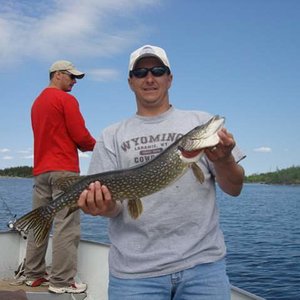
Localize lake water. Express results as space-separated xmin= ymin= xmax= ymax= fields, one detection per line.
xmin=0 ymin=178 xmax=299 ymax=300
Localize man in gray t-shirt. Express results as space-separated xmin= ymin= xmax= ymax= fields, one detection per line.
xmin=78 ymin=45 xmax=245 ymax=300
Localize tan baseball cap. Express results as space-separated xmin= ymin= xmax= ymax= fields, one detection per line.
xmin=128 ymin=45 xmax=171 ymax=71
xmin=49 ymin=60 xmax=85 ymax=79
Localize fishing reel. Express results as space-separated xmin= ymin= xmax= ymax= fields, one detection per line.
xmin=7 ymin=216 xmax=28 ymax=240
xmin=7 ymin=215 xmax=16 ymax=230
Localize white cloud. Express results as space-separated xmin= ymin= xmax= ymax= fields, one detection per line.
xmin=0 ymin=148 xmax=10 ymax=153
xmin=23 ymin=155 xmax=33 ymax=160
xmin=0 ymin=0 xmax=160 ymax=66
xmin=88 ymin=68 xmax=120 ymax=81
xmin=2 ymin=156 xmax=13 ymax=160
xmin=17 ymin=149 xmax=32 ymax=154
xmin=253 ymin=147 xmax=272 ymax=153
xmin=0 ymin=148 xmax=33 ymax=163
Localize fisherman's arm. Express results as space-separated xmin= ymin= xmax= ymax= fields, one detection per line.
xmin=213 ymin=154 xmax=244 ymax=196
xmin=64 ymin=97 xmax=96 ymax=151
xmin=205 ymin=128 xmax=245 ymax=196
xmin=78 ymin=181 xmax=122 ymax=218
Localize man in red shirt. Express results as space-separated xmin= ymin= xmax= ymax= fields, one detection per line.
xmin=24 ymin=60 xmax=96 ymax=294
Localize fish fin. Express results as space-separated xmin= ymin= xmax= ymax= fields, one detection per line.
xmin=191 ymin=162 xmax=205 ymax=183
xmin=53 ymin=176 xmax=83 ymax=192
xmin=127 ymin=198 xmax=143 ymax=219
xmin=64 ymin=205 xmax=79 ymax=218
xmin=14 ymin=206 xmax=55 ymax=247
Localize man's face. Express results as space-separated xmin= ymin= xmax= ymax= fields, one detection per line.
xmin=128 ymin=57 xmax=172 ymax=112
xmin=57 ymin=71 xmax=77 ymax=92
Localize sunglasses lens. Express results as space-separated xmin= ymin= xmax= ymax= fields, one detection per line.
xmin=131 ymin=66 xmax=169 ymax=78
xmin=61 ymin=71 xmax=76 ymax=80
xmin=151 ymin=67 xmax=167 ymax=76
xmin=132 ymin=69 xmax=148 ymax=78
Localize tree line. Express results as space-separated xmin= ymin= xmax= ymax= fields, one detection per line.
xmin=245 ymin=166 xmax=300 ymax=185
xmin=1 ymin=165 xmax=300 ymax=185
xmin=0 ymin=166 xmax=33 ymax=178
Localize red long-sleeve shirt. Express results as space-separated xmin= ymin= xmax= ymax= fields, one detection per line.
xmin=31 ymin=87 xmax=96 ymax=176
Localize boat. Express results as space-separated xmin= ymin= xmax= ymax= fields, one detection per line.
xmin=0 ymin=230 xmax=265 ymax=300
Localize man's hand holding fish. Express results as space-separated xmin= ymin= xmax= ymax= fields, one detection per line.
xmin=79 ymin=182 xmax=122 ymax=218
xmin=205 ymin=127 xmax=244 ymax=196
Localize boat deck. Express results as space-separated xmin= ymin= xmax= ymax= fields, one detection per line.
xmin=0 ymin=279 xmax=86 ymax=300
xmin=0 ymin=277 xmax=48 ymax=292
xmin=0 ymin=231 xmax=265 ymax=300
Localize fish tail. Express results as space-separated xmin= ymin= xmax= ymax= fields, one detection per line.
xmin=14 ymin=206 xmax=54 ymax=247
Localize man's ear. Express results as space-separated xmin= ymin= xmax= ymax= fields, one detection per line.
xmin=167 ymin=74 xmax=173 ymax=89
xmin=128 ymin=77 xmax=134 ymax=91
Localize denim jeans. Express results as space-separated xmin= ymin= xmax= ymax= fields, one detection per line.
xmin=108 ymin=258 xmax=230 ymax=300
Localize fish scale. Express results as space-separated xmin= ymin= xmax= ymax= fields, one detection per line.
xmin=13 ymin=115 xmax=225 ymax=246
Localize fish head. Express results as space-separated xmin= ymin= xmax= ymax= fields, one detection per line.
xmin=177 ymin=115 xmax=225 ymax=162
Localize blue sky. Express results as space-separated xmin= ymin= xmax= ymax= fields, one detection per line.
xmin=0 ymin=0 xmax=299 ymax=176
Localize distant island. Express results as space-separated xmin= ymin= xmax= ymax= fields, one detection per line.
xmin=0 ymin=165 xmax=300 ymax=185
xmin=244 ymin=166 xmax=300 ymax=185
xmin=0 ymin=166 xmax=33 ymax=178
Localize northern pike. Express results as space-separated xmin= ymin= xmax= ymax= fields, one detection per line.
xmin=13 ymin=115 xmax=225 ymax=246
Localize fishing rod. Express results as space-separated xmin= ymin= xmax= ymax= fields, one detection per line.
xmin=0 ymin=196 xmax=27 ymax=279
xmin=0 ymin=196 xmax=28 ymax=239
xmin=0 ymin=195 xmax=17 ymax=229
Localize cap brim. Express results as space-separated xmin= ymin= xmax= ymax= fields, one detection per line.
xmin=68 ymin=69 xmax=85 ymax=79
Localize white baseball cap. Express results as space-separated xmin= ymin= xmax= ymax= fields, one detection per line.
xmin=49 ymin=60 xmax=85 ymax=79
xmin=128 ymin=45 xmax=171 ymax=71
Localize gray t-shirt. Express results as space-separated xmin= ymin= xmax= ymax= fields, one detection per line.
xmin=88 ymin=107 xmax=245 ymax=279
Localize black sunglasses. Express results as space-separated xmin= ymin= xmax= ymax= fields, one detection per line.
xmin=60 ymin=71 xmax=77 ymax=80
xmin=129 ymin=66 xmax=170 ymax=78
